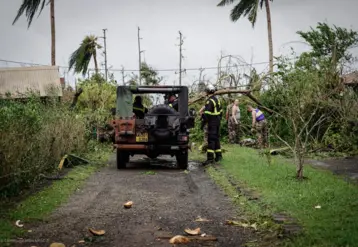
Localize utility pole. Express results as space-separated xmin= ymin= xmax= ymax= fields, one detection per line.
xmin=137 ymin=27 xmax=143 ymax=85
xmin=178 ymin=31 xmax=184 ymax=86
xmin=199 ymin=67 xmax=205 ymax=83
xmin=102 ymin=29 xmax=108 ymax=81
xmin=121 ymin=66 xmax=126 ymax=85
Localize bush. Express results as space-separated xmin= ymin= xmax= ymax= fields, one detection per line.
xmin=0 ymin=97 xmax=87 ymax=198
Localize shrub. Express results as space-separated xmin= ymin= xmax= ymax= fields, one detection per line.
xmin=0 ymin=97 xmax=86 ymax=198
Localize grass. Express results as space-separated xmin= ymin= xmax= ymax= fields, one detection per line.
xmin=190 ymin=145 xmax=358 ymax=247
xmin=0 ymin=142 xmax=112 ymax=243
xmin=142 ymin=171 xmax=156 ymax=175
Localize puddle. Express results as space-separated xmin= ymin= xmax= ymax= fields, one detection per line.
xmin=129 ymin=155 xmax=201 ymax=170
xmin=346 ymin=173 xmax=358 ymax=179
xmin=307 ymin=160 xmax=330 ymax=167
xmin=188 ymin=161 xmax=201 ymax=171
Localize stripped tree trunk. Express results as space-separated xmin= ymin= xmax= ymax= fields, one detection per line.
xmin=265 ymin=0 xmax=273 ymax=74
xmin=50 ymin=0 xmax=56 ymax=65
xmin=93 ymin=51 xmax=99 ymax=74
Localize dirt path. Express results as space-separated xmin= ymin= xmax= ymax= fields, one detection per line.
xmin=16 ymin=154 xmax=253 ymax=247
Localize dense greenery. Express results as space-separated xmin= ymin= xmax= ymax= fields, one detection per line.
xmin=191 ymin=22 xmax=358 ymax=162
xmin=0 ymin=97 xmax=87 ymax=198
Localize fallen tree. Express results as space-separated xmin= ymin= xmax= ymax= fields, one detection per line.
xmin=188 ymin=88 xmax=274 ymax=114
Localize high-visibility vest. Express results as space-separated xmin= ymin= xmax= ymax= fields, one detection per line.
xmin=133 ymin=105 xmax=145 ymax=112
xmin=204 ymin=96 xmax=223 ymax=116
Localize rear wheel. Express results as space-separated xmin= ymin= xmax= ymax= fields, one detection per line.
xmin=116 ymin=150 xmax=129 ymax=169
xmin=176 ymin=151 xmax=188 ymax=169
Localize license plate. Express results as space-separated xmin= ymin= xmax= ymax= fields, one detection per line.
xmin=136 ymin=132 xmax=148 ymax=142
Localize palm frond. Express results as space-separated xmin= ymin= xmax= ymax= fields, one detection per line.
xmin=69 ymin=35 xmax=101 ymax=76
xmin=248 ymin=0 xmax=260 ymax=27
xmin=217 ymin=0 xmax=236 ymax=7
xmin=230 ymin=0 xmax=257 ymax=22
xmin=13 ymin=0 xmax=47 ymax=28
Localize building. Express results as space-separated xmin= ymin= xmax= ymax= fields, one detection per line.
xmin=0 ymin=66 xmax=63 ymax=99
xmin=342 ymin=71 xmax=358 ymax=91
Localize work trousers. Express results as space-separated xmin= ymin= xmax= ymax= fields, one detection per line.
xmin=207 ymin=124 xmax=222 ymax=161
xmin=255 ymin=119 xmax=268 ymax=148
xmin=228 ymin=117 xmax=240 ymax=144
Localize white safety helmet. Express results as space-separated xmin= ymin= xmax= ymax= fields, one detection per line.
xmin=205 ymin=84 xmax=216 ymax=94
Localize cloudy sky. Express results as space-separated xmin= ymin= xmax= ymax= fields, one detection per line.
xmin=1 ymin=0 xmax=358 ymax=88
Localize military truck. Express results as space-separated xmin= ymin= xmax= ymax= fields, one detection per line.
xmin=111 ymin=85 xmax=196 ymax=169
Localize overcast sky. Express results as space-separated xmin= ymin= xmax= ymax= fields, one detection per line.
xmin=1 ymin=0 xmax=358 ymax=88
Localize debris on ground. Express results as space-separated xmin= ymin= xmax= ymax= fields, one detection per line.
xmin=226 ymin=220 xmax=258 ymax=230
xmin=169 ymin=235 xmax=190 ymax=244
xmin=314 ymin=205 xmax=321 ymax=209
xmin=15 ymin=220 xmax=23 ymax=227
xmin=88 ymin=228 xmax=105 ymax=236
xmin=49 ymin=243 xmax=65 ymax=247
xmin=78 ymin=240 xmax=85 ymax=243
xmin=195 ymin=216 xmax=211 ymax=222
xmin=58 ymin=154 xmax=90 ymax=170
xmin=124 ymin=201 xmax=133 ymax=208
xmin=184 ymin=227 xmax=201 ymax=235
xmin=239 ymin=138 xmax=256 ymax=147
xmin=269 ymin=147 xmax=290 ymax=155
xmin=158 ymin=232 xmax=217 ymax=243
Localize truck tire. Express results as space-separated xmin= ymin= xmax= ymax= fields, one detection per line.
xmin=117 ymin=150 xmax=129 ymax=169
xmin=176 ymin=151 xmax=188 ymax=169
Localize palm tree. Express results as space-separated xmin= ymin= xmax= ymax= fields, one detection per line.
xmin=69 ymin=35 xmax=102 ymax=76
xmin=13 ymin=0 xmax=56 ymax=66
xmin=217 ymin=0 xmax=274 ymax=74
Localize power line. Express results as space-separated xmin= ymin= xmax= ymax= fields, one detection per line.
xmin=0 ymin=58 xmax=272 ymax=72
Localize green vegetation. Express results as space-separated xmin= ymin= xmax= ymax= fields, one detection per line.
xmin=194 ymin=146 xmax=358 ymax=247
xmin=0 ymin=142 xmax=111 ymax=242
xmin=190 ymin=22 xmax=358 ymax=178
xmin=0 ymin=97 xmax=87 ymax=198
xmin=0 ymin=74 xmax=117 ymax=198
xmin=142 ymin=171 xmax=156 ymax=175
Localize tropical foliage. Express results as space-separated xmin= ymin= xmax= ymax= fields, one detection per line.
xmin=69 ymin=35 xmax=102 ymax=76
xmin=13 ymin=0 xmax=56 ymax=65
xmin=217 ymin=0 xmax=274 ymax=73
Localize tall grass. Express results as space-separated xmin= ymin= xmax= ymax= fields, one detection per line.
xmin=0 ymin=97 xmax=87 ymax=198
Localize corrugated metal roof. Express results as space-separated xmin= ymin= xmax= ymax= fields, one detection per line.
xmin=0 ymin=66 xmax=63 ymax=98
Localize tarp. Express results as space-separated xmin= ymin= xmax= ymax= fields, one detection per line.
xmin=116 ymin=86 xmax=133 ymax=118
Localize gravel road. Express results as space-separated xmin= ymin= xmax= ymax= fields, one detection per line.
xmin=14 ymin=154 xmax=253 ymax=247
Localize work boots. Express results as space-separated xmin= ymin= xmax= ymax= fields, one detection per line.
xmin=215 ymin=154 xmax=223 ymax=162
xmin=202 ymin=152 xmax=215 ymax=166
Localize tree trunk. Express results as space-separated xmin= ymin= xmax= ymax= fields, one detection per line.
xmin=93 ymin=51 xmax=99 ymax=74
xmin=265 ymin=0 xmax=273 ymax=74
xmin=296 ymin=157 xmax=304 ymax=179
xmin=50 ymin=0 xmax=56 ymax=66
xmin=188 ymin=89 xmax=251 ymax=105
xmin=294 ymin=139 xmax=304 ymax=179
